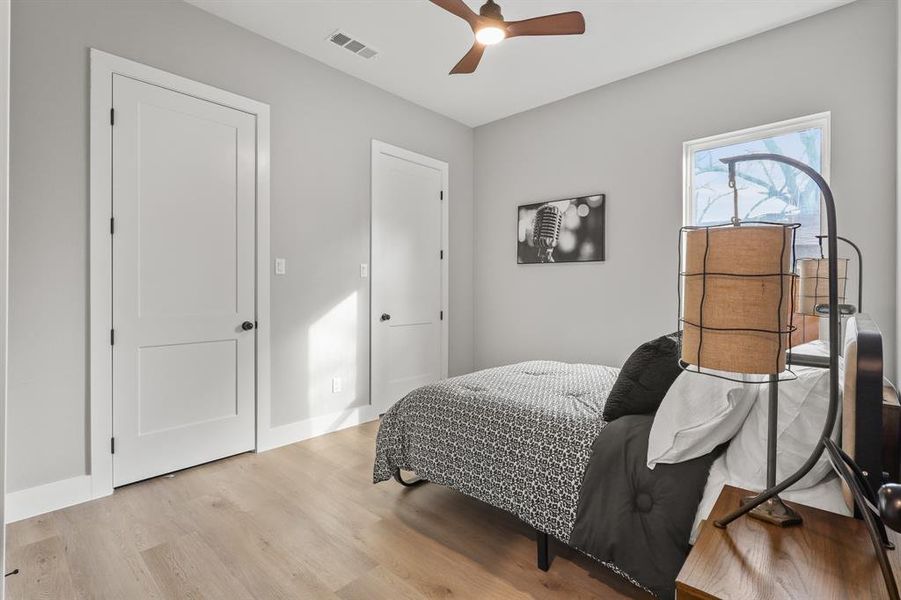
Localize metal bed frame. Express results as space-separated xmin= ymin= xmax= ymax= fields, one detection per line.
xmin=393 ymin=469 xmax=553 ymax=571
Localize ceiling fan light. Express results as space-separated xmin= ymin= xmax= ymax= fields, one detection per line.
xmin=475 ymin=25 xmax=506 ymax=45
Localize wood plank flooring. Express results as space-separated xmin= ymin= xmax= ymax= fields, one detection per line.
xmin=6 ymin=420 xmax=649 ymax=599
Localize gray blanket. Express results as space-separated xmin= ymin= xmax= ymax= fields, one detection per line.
xmin=569 ymin=414 xmax=718 ymax=599
xmin=373 ymin=361 xmax=714 ymax=598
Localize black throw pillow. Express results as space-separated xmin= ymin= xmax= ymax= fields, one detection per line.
xmin=602 ymin=332 xmax=682 ymax=422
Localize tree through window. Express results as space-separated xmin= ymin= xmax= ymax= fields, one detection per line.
xmin=684 ymin=113 xmax=829 ymax=258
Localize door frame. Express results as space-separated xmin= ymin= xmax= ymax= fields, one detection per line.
xmin=0 ymin=0 xmax=9 ymax=589
xmin=370 ymin=140 xmax=449 ymax=414
xmin=89 ymin=49 xmax=271 ymax=498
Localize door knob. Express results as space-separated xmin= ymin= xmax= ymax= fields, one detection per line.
xmin=380 ymin=313 xmax=391 ymax=322
xmin=241 ymin=321 xmax=255 ymax=331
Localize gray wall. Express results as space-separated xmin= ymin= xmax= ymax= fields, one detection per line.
xmin=9 ymin=0 xmax=474 ymax=492
xmin=473 ymin=0 xmax=897 ymax=376
xmin=8 ymin=0 xmax=897 ymax=495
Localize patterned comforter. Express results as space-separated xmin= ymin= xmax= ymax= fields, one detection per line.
xmin=372 ymin=360 xmax=619 ymax=542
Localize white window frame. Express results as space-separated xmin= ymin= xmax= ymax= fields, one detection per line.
xmin=682 ymin=112 xmax=831 ymax=227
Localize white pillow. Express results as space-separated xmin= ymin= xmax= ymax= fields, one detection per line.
xmin=724 ymin=365 xmax=840 ymax=490
xmin=647 ymin=370 xmax=759 ymax=469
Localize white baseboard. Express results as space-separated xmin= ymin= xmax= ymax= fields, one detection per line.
xmin=6 ymin=474 xmax=93 ymax=524
xmin=259 ymin=404 xmax=380 ymax=452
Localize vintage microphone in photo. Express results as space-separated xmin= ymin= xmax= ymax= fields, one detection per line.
xmin=533 ymin=204 xmax=563 ymax=263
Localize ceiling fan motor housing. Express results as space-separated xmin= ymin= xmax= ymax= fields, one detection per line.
xmin=479 ymin=0 xmax=503 ymax=22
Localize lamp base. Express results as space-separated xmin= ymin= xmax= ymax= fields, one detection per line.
xmin=741 ymin=494 xmax=803 ymax=527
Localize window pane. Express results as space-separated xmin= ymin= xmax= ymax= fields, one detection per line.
xmin=691 ymin=127 xmax=822 ymax=257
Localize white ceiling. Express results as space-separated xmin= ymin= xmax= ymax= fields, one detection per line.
xmin=186 ymin=0 xmax=852 ymax=127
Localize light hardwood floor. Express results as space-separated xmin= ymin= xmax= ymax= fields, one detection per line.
xmin=6 ymin=420 xmax=649 ymax=599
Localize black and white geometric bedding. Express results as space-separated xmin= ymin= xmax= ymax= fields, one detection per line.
xmin=373 ymin=360 xmax=619 ymax=542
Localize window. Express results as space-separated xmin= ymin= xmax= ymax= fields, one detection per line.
xmin=683 ymin=113 xmax=830 ymax=258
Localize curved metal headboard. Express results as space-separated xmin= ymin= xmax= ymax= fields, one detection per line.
xmin=842 ymin=314 xmax=884 ymax=495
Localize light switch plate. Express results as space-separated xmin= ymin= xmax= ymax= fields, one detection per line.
xmin=332 ymin=377 xmax=342 ymax=393
xmin=275 ymin=258 xmax=286 ymax=275
xmin=360 ymin=263 xmax=368 ymax=278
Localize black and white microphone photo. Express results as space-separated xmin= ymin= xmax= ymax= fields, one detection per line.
xmin=533 ymin=205 xmax=563 ymax=263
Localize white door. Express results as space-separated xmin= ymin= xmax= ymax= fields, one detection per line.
xmin=371 ymin=141 xmax=447 ymax=413
xmin=112 ymin=75 xmax=256 ymax=486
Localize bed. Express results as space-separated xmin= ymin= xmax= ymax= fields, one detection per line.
xmin=372 ymin=315 xmax=890 ymax=599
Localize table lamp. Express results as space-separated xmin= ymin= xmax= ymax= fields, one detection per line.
xmin=796 ymin=256 xmax=848 ymax=316
xmin=680 ymin=220 xmax=801 ymax=525
xmin=680 ymin=153 xmax=843 ymax=529
xmin=796 ymin=234 xmax=862 ymax=317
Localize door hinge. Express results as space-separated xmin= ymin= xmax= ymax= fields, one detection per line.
xmin=110 ymin=217 xmax=115 ymax=235
xmin=110 ymin=108 xmax=115 ymax=126
xmin=110 ymin=437 xmax=115 ymax=454
xmin=440 ymin=190 xmax=444 ymax=200
xmin=440 ymin=310 xmax=444 ymax=321
xmin=440 ymin=250 xmax=444 ymax=260
xmin=110 ymin=329 xmax=115 ymax=345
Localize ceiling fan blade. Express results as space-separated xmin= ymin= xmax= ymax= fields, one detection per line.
xmin=450 ymin=43 xmax=486 ymax=74
xmin=430 ymin=0 xmax=480 ymax=28
xmin=505 ymin=11 xmax=586 ymax=37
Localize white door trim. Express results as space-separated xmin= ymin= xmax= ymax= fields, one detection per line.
xmin=0 ymin=0 xmax=9 ymax=586
xmin=370 ymin=140 xmax=449 ymax=413
xmin=89 ymin=49 xmax=271 ymax=499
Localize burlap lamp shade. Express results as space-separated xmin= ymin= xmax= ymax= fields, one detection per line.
xmin=680 ymin=224 xmax=795 ymax=375
xmin=795 ymin=257 xmax=849 ymax=316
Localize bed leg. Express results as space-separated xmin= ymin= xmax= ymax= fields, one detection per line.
xmin=537 ymin=530 xmax=550 ymax=571
xmin=393 ymin=470 xmax=426 ymax=487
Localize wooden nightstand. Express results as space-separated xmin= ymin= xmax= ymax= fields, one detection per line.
xmin=676 ymin=485 xmax=901 ymax=600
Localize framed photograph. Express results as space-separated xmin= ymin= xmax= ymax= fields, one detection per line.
xmin=517 ymin=194 xmax=606 ymax=264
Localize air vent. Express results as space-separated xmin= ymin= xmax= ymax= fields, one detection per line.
xmin=344 ymin=40 xmax=365 ymax=53
xmin=327 ymin=30 xmax=379 ymax=60
xmin=329 ymin=32 xmax=352 ymax=47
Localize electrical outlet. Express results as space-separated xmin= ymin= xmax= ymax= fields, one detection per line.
xmin=275 ymin=258 xmax=286 ymax=275
xmin=360 ymin=263 xmax=368 ymax=278
xmin=332 ymin=377 xmax=342 ymax=393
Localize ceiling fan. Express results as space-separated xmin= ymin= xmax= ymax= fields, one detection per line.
xmin=430 ymin=0 xmax=586 ymax=74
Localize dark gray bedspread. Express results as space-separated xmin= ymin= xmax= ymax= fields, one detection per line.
xmin=569 ymin=414 xmax=718 ymax=600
